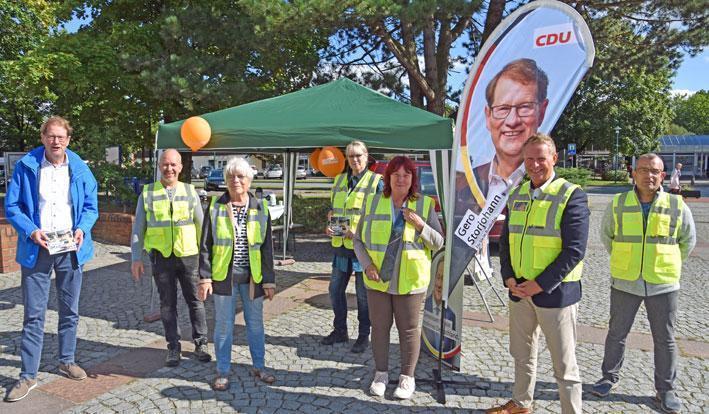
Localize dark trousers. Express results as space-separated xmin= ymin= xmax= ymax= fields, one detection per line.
xmin=151 ymin=252 xmax=208 ymax=349
xmin=20 ymin=249 xmax=82 ymax=379
xmin=329 ymin=267 xmax=370 ymax=337
xmin=601 ymin=288 xmax=679 ymax=392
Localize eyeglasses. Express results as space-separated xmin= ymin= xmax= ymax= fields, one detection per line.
xmin=45 ymin=135 xmax=68 ymax=142
xmin=490 ymin=102 xmax=538 ymax=119
xmin=228 ymin=174 xmax=248 ymax=181
xmin=347 ymin=153 xmax=366 ymax=159
xmin=636 ymin=168 xmax=663 ymax=175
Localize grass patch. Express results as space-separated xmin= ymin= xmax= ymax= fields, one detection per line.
xmin=587 ymin=179 xmax=633 ymax=187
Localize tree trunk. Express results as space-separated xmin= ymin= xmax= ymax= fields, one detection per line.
xmin=482 ymin=0 xmax=506 ymax=44
xmin=400 ymin=13 xmax=424 ymax=108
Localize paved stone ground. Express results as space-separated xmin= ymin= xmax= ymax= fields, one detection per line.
xmin=0 ymin=194 xmax=707 ymax=413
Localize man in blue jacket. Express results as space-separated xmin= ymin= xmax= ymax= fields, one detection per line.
xmin=3 ymin=116 xmax=98 ymax=402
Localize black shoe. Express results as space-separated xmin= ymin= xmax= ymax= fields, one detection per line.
xmin=351 ymin=336 xmax=369 ymax=353
xmin=320 ymin=331 xmax=348 ymax=345
xmin=165 ymin=346 xmax=181 ymax=367
xmin=194 ymin=343 xmax=212 ymax=362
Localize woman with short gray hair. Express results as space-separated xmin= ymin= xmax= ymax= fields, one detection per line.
xmin=197 ymin=156 xmax=276 ymax=391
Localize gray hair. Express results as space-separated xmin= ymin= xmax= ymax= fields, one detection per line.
xmin=223 ymin=157 xmax=253 ymax=181
xmin=636 ymin=153 xmax=664 ymax=169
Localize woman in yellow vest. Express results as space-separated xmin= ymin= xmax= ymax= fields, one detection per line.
xmin=354 ymin=155 xmax=444 ymax=399
xmin=196 ymin=157 xmax=276 ymax=391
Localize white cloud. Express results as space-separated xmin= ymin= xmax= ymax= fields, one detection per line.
xmin=670 ymin=89 xmax=696 ymax=97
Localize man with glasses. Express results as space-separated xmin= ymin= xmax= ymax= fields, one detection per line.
xmin=4 ymin=116 xmax=98 ymax=402
xmin=321 ymin=140 xmax=382 ymax=353
xmin=131 ymin=149 xmax=211 ymax=367
xmin=474 ymin=58 xmax=549 ymax=198
xmin=591 ymin=153 xmax=695 ymax=414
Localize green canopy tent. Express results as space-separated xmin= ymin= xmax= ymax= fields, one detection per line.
xmin=156 ymin=78 xmax=453 ymax=260
xmin=157 ymin=78 xmax=452 ymax=152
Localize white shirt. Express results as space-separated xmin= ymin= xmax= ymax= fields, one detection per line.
xmin=670 ymin=168 xmax=681 ymax=189
xmin=487 ymin=157 xmax=526 ymax=198
xmin=531 ymin=172 xmax=556 ymax=200
xmin=39 ymin=154 xmax=73 ymax=232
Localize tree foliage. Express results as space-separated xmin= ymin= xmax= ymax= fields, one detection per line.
xmin=288 ymin=0 xmax=708 ymax=145
xmin=0 ymin=0 xmax=60 ymax=151
xmin=672 ymin=90 xmax=708 ymax=135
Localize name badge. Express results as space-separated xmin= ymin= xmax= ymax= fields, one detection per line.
xmin=513 ymin=201 xmax=529 ymax=211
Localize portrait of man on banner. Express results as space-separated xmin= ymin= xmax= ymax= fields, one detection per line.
xmin=422 ymin=253 xmax=460 ymax=363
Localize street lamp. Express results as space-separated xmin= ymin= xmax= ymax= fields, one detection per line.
xmin=614 ymin=126 xmax=621 ymax=182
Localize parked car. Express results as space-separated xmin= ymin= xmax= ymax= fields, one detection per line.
xmin=205 ymin=169 xmax=225 ymax=191
xmin=265 ymin=164 xmax=283 ymax=179
xmin=296 ymin=165 xmax=307 ymax=179
xmin=199 ymin=165 xmax=213 ymax=179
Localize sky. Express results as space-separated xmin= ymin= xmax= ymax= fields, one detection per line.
xmin=670 ymin=48 xmax=708 ymax=95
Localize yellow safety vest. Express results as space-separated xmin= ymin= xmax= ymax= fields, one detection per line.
xmin=506 ymin=178 xmax=583 ymax=282
xmin=143 ymin=181 xmax=199 ymax=258
xmin=208 ymin=197 xmax=269 ymax=283
xmin=330 ymin=170 xmax=382 ymax=249
xmin=359 ymin=193 xmax=433 ymax=294
xmin=609 ymin=191 xmax=684 ymax=284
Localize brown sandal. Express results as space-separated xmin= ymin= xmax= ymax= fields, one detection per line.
xmin=250 ymin=368 xmax=276 ymax=384
xmin=212 ymin=375 xmax=229 ymax=391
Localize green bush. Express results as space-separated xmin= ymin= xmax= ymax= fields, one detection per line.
xmin=555 ymin=167 xmax=592 ymax=187
xmin=601 ymin=169 xmax=629 ymax=181
xmin=93 ymin=162 xmax=151 ymax=211
xmin=291 ymin=195 xmax=330 ymax=233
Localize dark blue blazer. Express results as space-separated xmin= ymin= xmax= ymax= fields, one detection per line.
xmin=499 ymin=177 xmax=589 ymax=308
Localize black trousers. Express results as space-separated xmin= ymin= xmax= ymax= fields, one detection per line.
xmin=151 ymin=252 xmax=208 ymax=349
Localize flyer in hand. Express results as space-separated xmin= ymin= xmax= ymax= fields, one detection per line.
xmin=46 ymin=229 xmax=77 ymax=255
xmin=328 ymin=217 xmax=350 ymax=237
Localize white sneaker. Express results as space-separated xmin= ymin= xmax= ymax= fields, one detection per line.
xmin=393 ymin=374 xmax=415 ymax=399
xmin=369 ymin=371 xmax=388 ymax=397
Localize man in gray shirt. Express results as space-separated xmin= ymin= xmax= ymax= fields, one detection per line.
xmin=591 ymin=153 xmax=695 ymax=414
xmin=131 ymin=149 xmax=210 ymax=367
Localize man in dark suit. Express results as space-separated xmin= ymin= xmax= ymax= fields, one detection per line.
xmin=486 ymin=134 xmax=588 ymax=414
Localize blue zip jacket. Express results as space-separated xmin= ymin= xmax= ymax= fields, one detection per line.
xmin=4 ymin=146 xmax=99 ymax=268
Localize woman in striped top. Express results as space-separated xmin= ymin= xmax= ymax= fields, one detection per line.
xmin=197 ymin=157 xmax=276 ymax=391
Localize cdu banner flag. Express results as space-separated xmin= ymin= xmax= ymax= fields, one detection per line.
xmin=424 ymin=0 xmax=595 ymax=371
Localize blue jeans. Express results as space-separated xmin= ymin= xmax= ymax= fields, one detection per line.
xmin=329 ymin=267 xmax=370 ymax=337
xmin=601 ymin=288 xmax=679 ymax=392
xmin=20 ymin=249 xmax=82 ymax=380
xmin=213 ymin=283 xmax=265 ymax=375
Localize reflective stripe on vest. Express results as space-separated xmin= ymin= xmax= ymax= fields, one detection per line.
xmin=330 ymin=170 xmax=382 ymax=249
xmin=143 ymin=181 xmax=199 ymax=258
xmin=359 ymin=194 xmax=433 ymax=294
xmin=208 ymin=197 xmax=269 ymax=283
xmin=507 ymin=178 xmax=583 ymax=282
xmin=610 ymin=191 xmax=683 ymax=284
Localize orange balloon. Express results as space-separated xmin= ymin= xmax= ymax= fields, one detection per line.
xmin=309 ymin=148 xmax=321 ymax=171
xmin=318 ymin=146 xmax=345 ymax=178
xmin=180 ymin=116 xmax=211 ymax=152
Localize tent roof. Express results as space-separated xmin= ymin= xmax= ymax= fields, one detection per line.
xmin=157 ymin=78 xmax=453 ymax=153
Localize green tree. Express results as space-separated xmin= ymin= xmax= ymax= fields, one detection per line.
xmin=673 ymin=90 xmax=709 ymax=135
xmin=0 ymin=0 xmax=60 ymax=151
xmin=34 ymin=0 xmax=327 ymax=188
xmin=283 ymin=0 xmax=707 ymax=122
